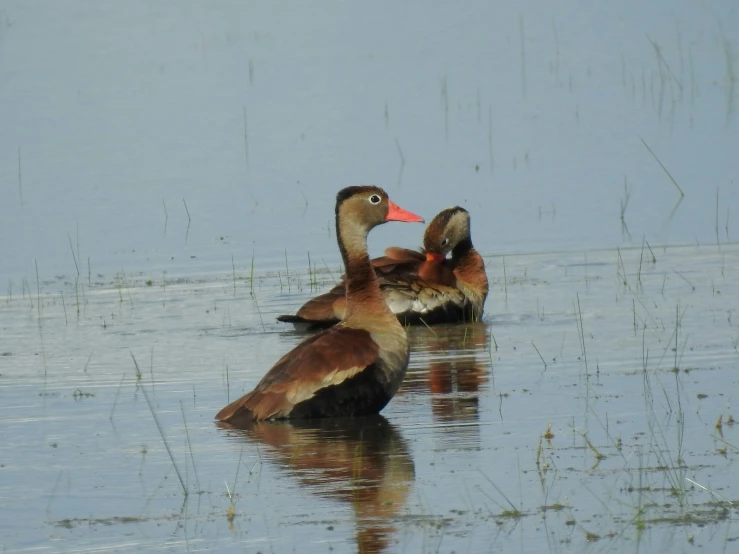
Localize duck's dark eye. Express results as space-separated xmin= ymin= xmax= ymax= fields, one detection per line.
xmin=369 ymin=194 xmax=381 ymax=204
xmin=441 ymin=238 xmax=450 ymax=247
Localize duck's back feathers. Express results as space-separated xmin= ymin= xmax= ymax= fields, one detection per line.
xmin=216 ymin=326 xmax=385 ymax=423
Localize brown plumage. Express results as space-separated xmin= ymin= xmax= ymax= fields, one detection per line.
xmin=277 ymin=206 xmax=488 ymax=328
xmin=216 ymin=186 xmax=424 ymax=424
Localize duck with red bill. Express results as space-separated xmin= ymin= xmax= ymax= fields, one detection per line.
xmin=217 ymin=186 xmax=423 ymax=424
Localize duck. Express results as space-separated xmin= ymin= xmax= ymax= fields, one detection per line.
xmin=216 ymin=186 xmax=424 ymax=424
xmin=277 ymin=206 xmax=488 ymax=328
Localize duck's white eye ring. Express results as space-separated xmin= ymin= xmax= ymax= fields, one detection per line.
xmin=369 ymin=194 xmax=381 ymax=204
xmin=441 ymin=238 xmax=450 ymax=247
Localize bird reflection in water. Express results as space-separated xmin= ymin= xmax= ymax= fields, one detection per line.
xmin=219 ymin=415 xmax=414 ymax=553
xmin=402 ymin=322 xmax=491 ymax=425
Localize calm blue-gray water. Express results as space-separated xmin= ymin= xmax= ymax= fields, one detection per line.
xmin=1 ymin=2 xmax=738 ymax=553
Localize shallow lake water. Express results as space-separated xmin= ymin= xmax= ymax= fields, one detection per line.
xmin=1 ymin=1 xmax=738 ymax=553
xmin=2 ymin=244 xmax=738 ymax=553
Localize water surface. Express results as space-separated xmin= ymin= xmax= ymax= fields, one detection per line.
xmin=1 ymin=1 xmax=738 ymax=553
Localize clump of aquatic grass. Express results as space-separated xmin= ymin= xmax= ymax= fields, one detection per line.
xmin=715 ymin=414 xmax=724 ymax=435
xmin=582 ymin=434 xmax=606 ymax=462
xmin=543 ymin=423 xmax=554 ymax=440
xmin=640 ymin=347 xmax=688 ymax=505
xmin=535 ymin=435 xmax=544 ymax=470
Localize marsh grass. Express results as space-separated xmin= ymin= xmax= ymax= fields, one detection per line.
xmin=574 ymin=293 xmax=588 ymax=374
xmin=110 ymin=373 xmax=126 ymax=420
xmin=284 ymin=249 xmax=291 ymax=293
xmin=59 ymin=291 xmax=67 ymax=325
xmin=162 ymin=198 xmax=168 ymax=237
xmin=477 ymin=470 xmax=523 ymax=518
xmin=639 ymin=136 xmax=685 ymax=198
xmin=672 ymin=268 xmax=695 ymax=290
xmin=641 ymin=357 xmax=688 ymax=505
xmin=531 ymin=341 xmax=546 ymax=370
xmin=252 ymin=295 xmax=265 ymax=332
xmin=307 ymin=251 xmax=318 ymax=291
xmin=180 ymin=400 xmax=201 ymax=494
xmin=224 ymin=444 xmax=248 ymax=526
xmin=582 ymin=434 xmax=606 ymax=462
xmin=617 ymin=247 xmax=628 ymax=286
xmin=182 ymin=198 xmax=191 ymax=242
xmin=502 ymin=256 xmax=508 ymax=301
xmin=6 ymin=240 xmax=736 ymax=552
xmin=132 ymin=352 xmax=187 ymax=497
xmin=249 ymin=251 xmax=255 ymax=297
xmin=34 ymin=260 xmax=48 ymax=376
xmin=620 ymin=179 xmax=631 ymax=240
xmin=114 ymin=270 xmax=134 ymax=308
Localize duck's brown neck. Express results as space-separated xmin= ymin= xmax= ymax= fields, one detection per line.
xmin=336 ymin=214 xmax=387 ymax=321
xmin=451 ymin=238 xmax=474 ymax=261
xmin=452 ymin=239 xmax=488 ymax=294
xmin=452 ymin=239 xmax=481 ymax=278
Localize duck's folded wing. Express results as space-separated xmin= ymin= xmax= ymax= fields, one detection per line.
xmin=381 ymin=279 xmax=467 ymax=318
xmin=291 ymin=283 xmax=347 ymax=323
xmin=382 ymin=247 xmax=425 ymax=262
xmin=371 ymin=247 xmax=425 ymax=272
xmin=215 ymin=327 xmax=379 ymax=422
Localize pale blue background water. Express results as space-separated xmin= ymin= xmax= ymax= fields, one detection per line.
xmin=1 ymin=3 xmax=738 ymax=553
xmin=1 ymin=1 xmax=737 ymax=287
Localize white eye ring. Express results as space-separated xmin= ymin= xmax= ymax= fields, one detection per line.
xmin=441 ymin=238 xmax=449 ymax=247
xmin=369 ymin=194 xmax=381 ymax=204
